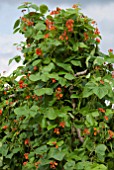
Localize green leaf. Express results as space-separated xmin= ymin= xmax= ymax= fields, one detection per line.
xmin=83 ymin=82 xmax=95 ymax=98
xmin=47 ymin=124 xmax=57 ymax=130
xmin=57 ymin=140 xmax=64 ymax=147
xmin=91 ymin=111 xmax=99 ymax=117
xmin=93 ymin=86 xmax=108 ymax=99
xmin=40 ymin=73 xmax=50 ymax=82
xmin=9 ymin=55 xmax=21 ymax=65
xmin=56 ymin=62 xmax=74 ymax=73
xmin=95 ymin=144 xmax=107 ymax=154
xmin=13 ymin=27 xmax=20 ymax=34
xmin=32 ymin=59 xmax=42 ymax=66
xmin=86 ymin=55 xmax=91 ymax=68
xmin=30 ymin=105 xmax=39 ymax=117
xmin=30 ymin=4 xmax=39 ymax=11
xmin=75 ymin=162 xmax=84 ymax=169
xmin=79 ymin=42 xmax=88 ymax=48
xmin=73 ymin=43 xmax=78 ymax=51
xmin=94 ymin=57 xmax=104 ymax=66
xmin=12 ymin=148 xmax=21 ymax=154
xmin=71 ymin=60 xmax=82 ymax=67
xmin=42 ymin=62 xmax=55 ymax=72
xmin=70 ymin=94 xmax=80 ymax=98
xmin=40 ymin=4 xmax=48 ymax=14
xmin=35 ymin=22 xmax=46 ymax=31
xmin=0 ymin=144 xmax=8 ymax=157
xmin=25 ymin=27 xmax=33 ymax=37
xmin=64 ymin=73 xmax=75 ymax=80
xmin=47 ymin=138 xmax=57 ymax=145
xmin=29 ymin=73 xmax=41 ymax=81
xmin=105 ymin=57 xmax=114 ymax=63
xmin=34 ymin=31 xmax=44 ymax=40
xmin=18 ymin=5 xmax=28 ymax=9
xmin=64 ymin=161 xmax=75 ymax=170
xmin=48 ymin=148 xmax=66 ymax=161
xmin=14 ymin=106 xmax=29 ymax=117
xmin=92 ymin=164 xmax=107 ymax=170
xmin=13 ymin=19 xmax=20 ymax=29
xmin=6 ymin=153 xmax=13 ymax=159
xmin=45 ymin=107 xmax=58 ymax=120
xmin=35 ymin=145 xmax=48 ymax=155
xmin=59 ymin=77 xmax=67 ymax=86
xmin=86 ymin=115 xmax=96 ymax=126
xmin=48 ymin=73 xmax=59 ymax=80
xmin=34 ymin=88 xmax=53 ymax=96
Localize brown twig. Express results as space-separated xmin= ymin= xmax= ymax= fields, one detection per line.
xmin=76 ymin=128 xmax=84 ymax=143
xmin=69 ymin=85 xmax=84 ymax=143
xmin=9 ymin=94 xmax=16 ymax=98
xmin=74 ymin=69 xmax=87 ymax=77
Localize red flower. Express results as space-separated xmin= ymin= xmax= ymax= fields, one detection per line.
xmin=23 ymin=161 xmax=28 ymax=166
xmin=50 ymin=161 xmax=58 ymax=169
xmin=44 ymin=33 xmax=49 ymax=38
xmin=54 ymin=128 xmax=60 ymax=135
xmin=84 ymin=32 xmax=88 ymax=41
xmin=98 ymin=108 xmax=105 ymax=113
xmin=33 ymin=66 xmax=38 ymax=71
xmin=112 ymin=71 xmax=114 ymax=78
xmin=2 ymin=125 xmax=8 ymax=130
xmin=104 ymin=116 xmax=108 ymax=121
xmin=94 ymin=27 xmax=100 ymax=35
xmin=108 ymin=49 xmax=113 ymax=53
xmin=66 ymin=19 xmax=74 ymax=32
xmin=18 ymin=80 xmax=24 ymax=84
xmin=72 ymin=4 xmax=78 ymax=8
xmin=36 ymin=48 xmax=42 ymax=56
xmin=83 ymin=128 xmax=90 ymax=135
xmin=24 ymin=138 xmax=29 ymax=145
xmin=50 ymin=26 xmax=56 ymax=31
xmin=57 ymin=87 xmax=62 ymax=92
xmin=45 ymin=19 xmax=56 ymax=30
xmin=108 ymin=130 xmax=114 ymax=139
xmin=100 ymin=80 xmax=104 ymax=85
xmin=59 ymin=35 xmax=64 ymax=40
xmin=91 ymin=20 xmax=96 ymax=24
xmin=56 ymin=7 xmax=61 ymax=11
xmin=96 ymin=38 xmax=100 ymax=43
xmin=51 ymin=78 xmax=56 ymax=83
xmin=59 ymin=31 xmax=69 ymax=41
xmin=0 ymin=109 xmax=2 ymax=115
xmin=27 ymin=20 xmax=34 ymax=26
xmin=25 ymin=95 xmax=30 ymax=100
xmin=50 ymin=10 xmax=59 ymax=15
xmin=21 ymin=17 xmax=27 ymax=22
xmin=24 ymin=153 xmax=29 ymax=159
xmin=59 ymin=121 xmax=65 ymax=128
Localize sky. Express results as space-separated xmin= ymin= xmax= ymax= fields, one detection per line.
xmin=0 ymin=0 xmax=114 ymax=75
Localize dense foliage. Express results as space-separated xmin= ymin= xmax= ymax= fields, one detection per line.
xmin=0 ymin=2 xmax=114 ymax=170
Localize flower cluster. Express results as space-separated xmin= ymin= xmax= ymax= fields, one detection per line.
xmin=18 ymin=80 xmax=27 ymax=88
xmin=21 ymin=17 xmax=34 ymax=26
xmin=55 ymin=87 xmax=63 ymax=100
xmin=50 ymin=7 xmax=61 ymax=15
xmin=50 ymin=161 xmax=58 ymax=169
xmin=59 ymin=30 xmax=69 ymax=41
xmin=45 ymin=19 xmax=56 ymax=31
xmin=35 ymin=48 xmax=42 ymax=56
xmin=66 ymin=19 xmax=74 ymax=32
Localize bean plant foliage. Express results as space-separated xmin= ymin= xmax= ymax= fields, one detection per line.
xmin=0 ymin=2 xmax=114 ymax=170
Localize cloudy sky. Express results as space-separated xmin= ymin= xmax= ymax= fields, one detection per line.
xmin=0 ymin=0 xmax=114 ymax=75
